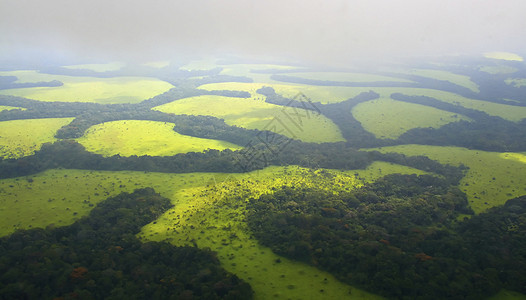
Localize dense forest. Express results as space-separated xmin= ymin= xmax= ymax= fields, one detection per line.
xmin=246 ymin=174 xmax=526 ymax=299
xmin=0 ymin=188 xmax=253 ymax=299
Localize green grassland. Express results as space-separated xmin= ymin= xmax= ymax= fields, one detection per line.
xmin=0 ymin=105 xmax=25 ymax=112
xmin=0 ymin=118 xmax=74 ymax=159
xmin=181 ymin=59 xmax=300 ymax=83
xmin=478 ymin=65 xmax=518 ymax=75
xmin=505 ymin=78 xmax=526 ymax=88
xmin=153 ymin=95 xmax=345 ymax=143
xmin=280 ymin=71 xmax=413 ymax=84
xmin=272 ymin=85 xmax=376 ymax=103
xmin=302 ymin=86 xmax=526 ymax=121
xmin=63 ymin=62 xmax=126 ymax=72
xmin=352 ymin=97 xmax=471 ymax=139
xmin=199 ymin=81 xmax=375 ymax=104
xmin=76 ymin=120 xmax=242 ymax=157
xmin=401 ymin=69 xmax=480 ymax=93
xmin=138 ymin=163 xmax=428 ymax=300
xmin=484 ymin=52 xmax=524 ymax=61
xmin=0 ymin=162 xmax=429 ymax=300
xmin=366 ymin=145 xmax=526 ymax=214
xmin=0 ymin=169 xmax=224 ymax=237
xmin=0 ymin=70 xmax=173 ymax=104
xmin=203 ymin=82 xmax=526 ymax=122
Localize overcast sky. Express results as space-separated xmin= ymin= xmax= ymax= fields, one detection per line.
xmin=1 ymin=0 xmax=525 ymax=66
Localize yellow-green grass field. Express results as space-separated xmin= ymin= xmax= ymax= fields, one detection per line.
xmin=180 ymin=59 xmax=300 ymax=83
xmin=352 ymin=98 xmax=471 ymax=139
xmin=505 ymin=78 xmax=526 ymax=88
xmin=366 ymin=145 xmax=526 ymax=214
xmin=63 ymin=62 xmax=126 ymax=72
xmin=76 ymin=120 xmax=242 ymax=157
xmin=0 ymin=70 xmax=173 ymax=104
xmin=303 ymin=86 xmax=526 ymax=122
xmin=199 ymin=81 xmax=380 ymax=104
xmin=478 ymin=65 xmax=518 ymax=75
xmin=0 ymin=162 xmax=431 ymax=300
xmin=219 ymin=64 xmax=301 ymax=83
xmin=484 ymin=52 xmax=524 ymax=61
xmin=153 ymin=95 xmax=344 ymax=143
xmin=278 ymin=71 xmax=413 ymax=84
xmin=0 ymin=118 xmax=74 ymax=159
xmin=401 ymin=69 xmax=479 ymax=93
xmin=200 ymin=82 xmax=526 ymax=121
xmin=139 ymin=163 xmax=430 ymax=300
xmin=0 ymin=105 xmax=25 ymax=112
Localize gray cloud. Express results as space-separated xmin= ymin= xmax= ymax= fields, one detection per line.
xmin=1 ymin=0 xmax=525 ymax=66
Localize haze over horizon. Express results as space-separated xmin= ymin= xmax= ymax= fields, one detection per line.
xmin=1 ymin=0 xmax=526 ymax=66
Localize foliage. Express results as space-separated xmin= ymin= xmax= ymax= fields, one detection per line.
xmin=247 ymin=174 xmax=526 ymax=299
xmin=0 ymin=188 xmax=253 ymax=299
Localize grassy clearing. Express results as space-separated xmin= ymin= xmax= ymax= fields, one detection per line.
xmin=0 ymin=70 xmax=173 ymax=104
xmin=0 ymin=105 xmax=25 ymax=112
xmin=352 ymin=97 xmax=471 ymax=139
xmin=315 ymin=86 xmax=526 ymax=122
xmin=139 ymin=163 xmax=428 ymax=300
xmin=63 ymin=62 xmax=125 ymax=72
xmin=484 ymin=52 xmax=524 ymax=61
xmin=200 ymin=81 xmax=393 ymax=104
xmin=505 ymin=78 xmax=526 ymax=88
xmin=0 ymin=169 xmax=218 ymax=237
xmin=0 ymin=118 xmax=74 ymax=159
xmin=181 ymin=59 xmax=299 ymax=83
xmin=403 ymin=69 xmax=479 ymax=93
xmin=76 ymin=120 xmax=242 ymax=157
xmin=478 ymin=65 xmax=518 ymax=74
xmin=365 ymin=145 xmax=526 ymax=214
xmin=279 ymin=72 xmax=413 ymax=83
xmin=0 ymin=162 xmax=428 ymax=299
xmin=153 ymin=95 xmax=344 ymax=143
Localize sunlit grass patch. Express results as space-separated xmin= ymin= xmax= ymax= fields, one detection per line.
xmin=365 ymin=145 xmax=526 ymax=214
xmin=139 ymin=164 xmax=428 ymax=300
xmin=478 ymin=65 xmax=518 ymax=74
xmin=0 ymin=70 xmax=173 ymax=104
xmin=500 ymin=152 xmax=526 ymax=164
xmin=484 ymin=52 xmax=524 ymax=61
xmin=0 ymin=118 xmax=74 ymax=159
xmin=76 ymin=120 xmax=242 ymax=157
xmin=329 ymin=86 xmax=526 ymax=122
xmin=279 ymin=71 xmax=413 ymax=83
xmin=0 ymin=162 xmax=428 ymax=299
xmin=63 ymin=62 xmax=126 ymax=72
xmin=403 ymin=69 xmax=479 ymax=93
xmin=200 ymin=81 xmax=375 ymax=104
xmin=352 ymin=97 xmax=471 ymax=139
xmin=153 ymin=95 xmax=345 ymax=143
xmin=221 ymin=64 xmax=302 ymax=82
xmin=199 ymin=82 xmax=274 ymax=99
xmin=0 ymin=169 xmax=221 ymax=237
xmin=0 ymin=105 xmax=25 ymax=112
xmin=505 ymin=78 xmax=526 ymax=88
